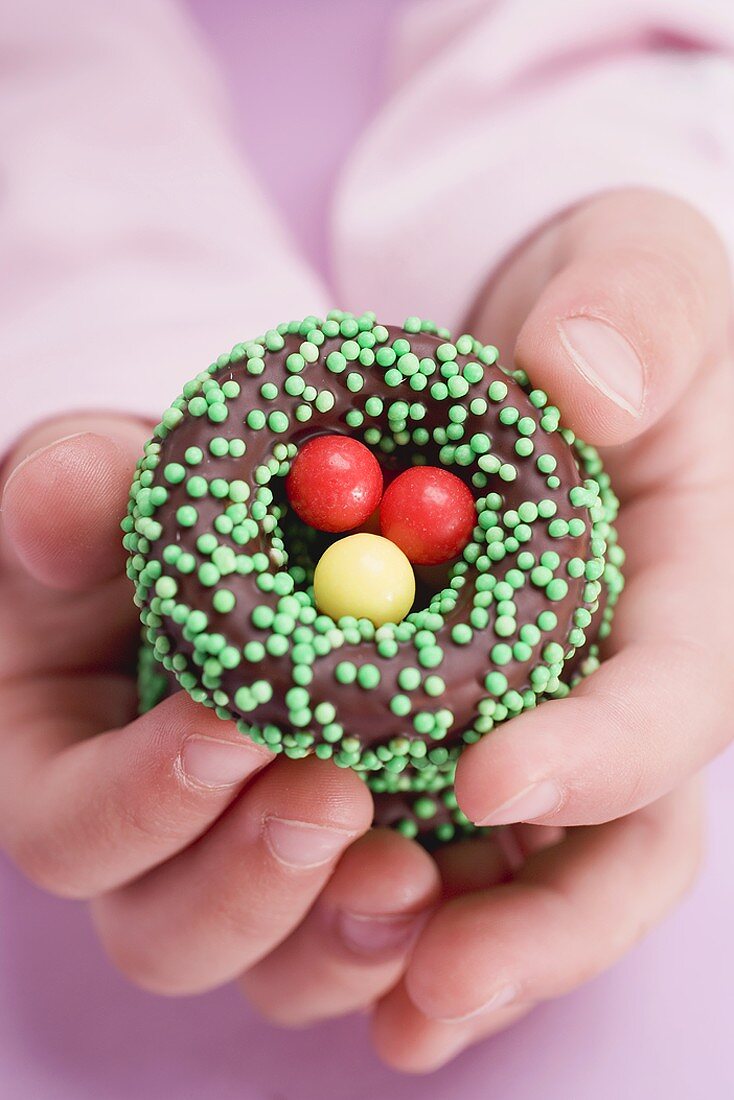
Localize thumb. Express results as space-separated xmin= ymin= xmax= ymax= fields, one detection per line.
xmin=472 ymin=189 xmax=732 ymax=447
xmin=1 ymin=414 xmax=149 ymax=590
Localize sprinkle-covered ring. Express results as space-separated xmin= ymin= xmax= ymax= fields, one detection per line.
xmin=125 ymin=311 xmax=623 ymax=844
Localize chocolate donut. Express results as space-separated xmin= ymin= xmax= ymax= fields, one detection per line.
xmin=125 ymin=311 xmax=623 ymax=845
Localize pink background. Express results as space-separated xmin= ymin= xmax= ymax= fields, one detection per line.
xmin=2 ymin=2 xmax=733 ymax=1095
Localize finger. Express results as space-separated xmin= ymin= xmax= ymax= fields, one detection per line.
xmin=485 ymin=823 xmax=566 ymax=875
xmin=240 ymin=829 xmax=441 ymax=1026
xmin=1 ymin=414 xmax=148 ymax=589
xmin=431 ymin=826 xmax=564 ymax=901
xmin=0 ymin=688 xmax=273 ymax=898
xmin=512 ymin=823 xmax=566 ymax=858
xmin=92 ymin=755 xmax=373 ymax=995
xmin=404 ymin=782 xmax=702 ymax=1027
xmin=456 ymin=481 xmax=734 ymax=829
xmin=432 ymin=834 xmax=512 ymax=899
xmin=372 ymin=980 xmax=531 ymax=1075
xmin=456 ymin=640 xmax=722 ymax=829
xmin=372 ymin=780 xmax=701 ymax=1073
xmin=471 ymin=188 xmax=731 ymax=446
xmin=0 ymin=417 xmax=149 ymax=682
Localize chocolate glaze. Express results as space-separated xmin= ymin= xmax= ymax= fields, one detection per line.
xmin=145 ymin=326 xmax=592 ymax=757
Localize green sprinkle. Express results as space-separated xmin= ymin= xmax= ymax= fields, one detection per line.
xmin=485 ymin=671 xmax=508 ymax=695
xmin=244 ymin=641 xmax=265 ymax=662
xmin=452 ymin=624 xmax=473 ymax=645
xmin=491 ymin=644 xmax=513 ymax=666
xmin=546 ymin=578 xmax=569 ymax=601
xmin=424 ymin=675 xmax=445 ymax=697
xmin=176 ymin=505 xmax=198 ymax=527
xmin=247 ymin=409 xmax=266 ymax=430
xmin=398 ymin=667 xmax=421 ymax=691
xmin=335 ymin=661 xmax=357 ymax=685
xmin=286 ymin=353 xmax=305 ymax=373
xmin=326 ymin=351 xmax=346 ymax=374
xmin=390 ymin=694 xmax=412 ymax=717
xmin=212 ymin=589 xmax=236 ymax=614
xmin=357 ymin=664 xmax=381 ymax=689
xmin=164 ymin=463 xmax=186 ymax=484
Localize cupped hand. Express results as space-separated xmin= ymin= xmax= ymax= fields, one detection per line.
xmin=367 ymin=188 xmax=733 ymax=1070
xmin=1 ymin=188 xmax=731 ymax=1074
xmin=0 ymin=415 xmax=440 ymax=1021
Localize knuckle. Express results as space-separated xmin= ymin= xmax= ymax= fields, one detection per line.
xmin=668 ymin=195 xmax=730 ymax=275
xmin=598 ymin=241 xmax=703 ymax=331
xmin=586 ymin=188 xmax=728 ymax=269
xmin=571 ymin=188 xmax=731 ymax=337
xmin=679 ymin=834 xmax=704 ymax=899
xmin=105 ymin=951 xmax=181 ymax=996
xmin=575 ymin=680 xmax=651 ymax=817
xmin=240 ymin=982 xmax=313 ymax=1029
xmin=632 ymin=782 xmax=706 ymax=903
xmin=589 ymin=637 xmax=723 ymax=818
xmin=104 ymin=759 xmax=220 ymax=852
xmin=675 ymin=639 xmax=732 ymax=755
xmin=675 ymin=792 xmax=706 ymax=900
xmin=10 ymin=830 xmax=94 ymax=900
xmin=374 ymin=1039 xmax=438 ymax=1076
xmin=93 ymin=912 xmax=192 ymax=997
xmin=114 ymin=792 xmax=191 ymax=849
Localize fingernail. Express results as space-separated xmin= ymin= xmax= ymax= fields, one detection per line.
xmin=179 ymin=735 xmax=267 ymax=789
xmin=264 ymin=817 xmax=354 ymax=869
xmin=436 ymin=984 xmax=518 ymax=1024
xmin=335 ymin=910 xmax=424 ymax=958
xmin=558 ymin=316 xmax=645 ymax=416
xmin=474 ymin=780 xmax=561 ymax=827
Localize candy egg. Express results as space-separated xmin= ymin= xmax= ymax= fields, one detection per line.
xmin=380 ymin=466 xmax=476 ymax=565
xmin=286 ymin=435 xmax=383 ymax=532
xmin=313 ymin=533 xmax=415 ymax=627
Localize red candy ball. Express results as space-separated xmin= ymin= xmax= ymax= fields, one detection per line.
xmin=380 ymin=466 xmax=476 ymax=565
xmin=286 ymin=435 xmax=383 ymax=533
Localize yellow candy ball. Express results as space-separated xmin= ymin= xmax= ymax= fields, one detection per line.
xmin=313 ymin=533 xmax=415 ymax=627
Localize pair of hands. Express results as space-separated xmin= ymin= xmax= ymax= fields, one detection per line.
xmin=1 ymin=189 xmax=732 ymax=1073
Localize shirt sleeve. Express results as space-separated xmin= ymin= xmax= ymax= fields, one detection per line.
xmin=0 ymin=0 xmax=328 ymax=449
xmin=332 ymin=0 xmax=734 ymax=330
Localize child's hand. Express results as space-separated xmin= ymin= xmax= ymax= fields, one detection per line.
xmin=363 ymin=188 xmax=734 ymax=1070
xmin=2 ymin=186 xmax=731 ymax=1075
xmin=0 ymin=417 xmax=441 ymax=1019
